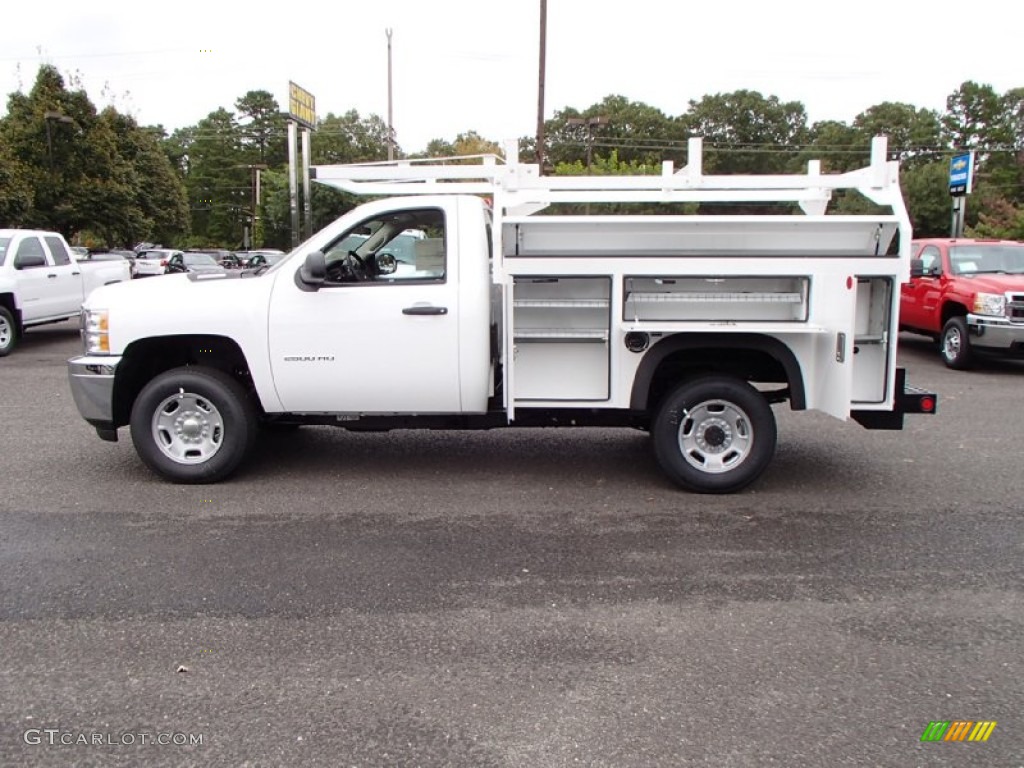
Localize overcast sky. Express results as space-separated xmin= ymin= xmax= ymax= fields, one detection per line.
xmin=3 ymin=0 xmax=1019 ymax=153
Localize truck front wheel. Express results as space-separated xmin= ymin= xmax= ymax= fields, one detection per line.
xmin=652 ymin=376 xmax=776 ymax=493
xmin=0 ymin=306 xmax=17 ymax=357
xmin=130 ymin=366 xmax=257 ymax=483
xmin=941 ymin=316 xmax=974 ymax=370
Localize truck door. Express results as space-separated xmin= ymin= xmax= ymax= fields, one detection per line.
xmin=811 ymin=272 xmax=857 ymax=419
xmin=268 ymin=204 xmax=463 ymax=413
xmin=900 ymin=244 xmax=942 ymax=331
xmin=42 ymin=235 xmax=82 ymax=316
xmin=11 ymin=235 xmax=56 ymax=322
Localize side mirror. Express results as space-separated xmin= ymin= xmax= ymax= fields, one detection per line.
xmin=298 ymin=250 xmax=326 ymax=289
xmin=909 ymin=258 xmax=928 ymax=278
xmin=376 ymin=253 xmax=397 ymax=275
xmin=14 ymin=253 xmax=47 ymax=269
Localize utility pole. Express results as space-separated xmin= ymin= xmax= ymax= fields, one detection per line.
xmin=386 ymin=28 xmax=395 ymax=161
xmin=567 ymin=116 xmax=609 ymax=170
xmin=535 ymin=0 xmax=547 ymax=172
xmin=236 ymin=163 xmax=269 ymax=247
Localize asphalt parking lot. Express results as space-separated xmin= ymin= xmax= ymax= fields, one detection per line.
xmin=1 ymin=320 xmax=1022 ymax=767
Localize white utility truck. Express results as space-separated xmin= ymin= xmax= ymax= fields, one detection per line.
xmin=0 ymin=229 xmax=132 ymax=356
xmin=67 ymin=137 xmax=935 ymax=492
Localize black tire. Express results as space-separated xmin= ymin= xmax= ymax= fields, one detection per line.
xmin=940 ymin=316 xmax=974 ymax=370
xmin=130 ymin=366 xmax=258 ymax=483
xmin=0 ymin=306 xmax=18 ymax=357
xmin=652 ymin=375 xmax=777 ymax=494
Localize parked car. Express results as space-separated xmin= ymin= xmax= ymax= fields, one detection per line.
xmin=243 ymin=251 xmax=288 ymax=269
xmin=133 ymin=248 xmax=182 ymax=277
xmin=0 ymin=229 xmax=131 ymax=356
xmin=186 ymin=249 xmax=241 ymax=269
xmin=165 ymin=251 xmax=228 ymax=275
xmin=901 ymin=238 xmax=1024 ymax=368
xmin=215 ymin=253 xmax=244 ymax=269
xmin=108 ymin=250 xmax=139 ymax=276
xmin=235 ymin=249 xmax=286 ymax=268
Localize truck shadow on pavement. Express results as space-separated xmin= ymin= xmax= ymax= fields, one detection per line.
xmin=241 ymin=421 xmax=896 ymax=498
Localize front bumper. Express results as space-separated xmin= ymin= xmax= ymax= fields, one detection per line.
xmin=67 ymin=355 xmax=121 ymax=441
xmin=967 ymin=313 xmax=1024 ymax=352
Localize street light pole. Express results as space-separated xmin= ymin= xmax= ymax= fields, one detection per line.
xmin=536 ymin=0 xmax=547 ymax=171
xmin=386 ymin=28 xmax=395 ymax=161
xmin=43 ymin=110 xmax=74 ymax=170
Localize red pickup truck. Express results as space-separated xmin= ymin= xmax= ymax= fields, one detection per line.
xmin=900 ymin=238 xmax=1024 ymax=368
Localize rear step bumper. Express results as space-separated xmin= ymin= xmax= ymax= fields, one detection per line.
xmin=851 ymin=368 xmax=937 ymax=430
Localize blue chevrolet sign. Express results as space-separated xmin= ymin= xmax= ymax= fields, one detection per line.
xmin=949 ymin=152 xmax=973 ymax=196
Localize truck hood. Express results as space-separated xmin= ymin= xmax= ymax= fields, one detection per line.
xmin=83 ymin=271 xmax=276 ymax=356
xmin=956 ymin=273 xmax=1024 ymax=293
xmin=84 ymin=272 xmax=242 ymax=309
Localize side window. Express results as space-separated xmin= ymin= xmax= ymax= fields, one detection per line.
xmin=45 ymin=236 xmax=71 ymax=265
xmin=918 ymin=245 xmax=941 ymax=275
xmin=14 ymin=237 xmax=47 ymax=268
xmin=322 ymin=208 xmax=446 ymax=285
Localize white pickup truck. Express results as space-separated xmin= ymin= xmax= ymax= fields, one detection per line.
xmin=0 ymin=229 xmax=131 ymax=356
xmin=67 ymin=138 xmax=935 ymax=492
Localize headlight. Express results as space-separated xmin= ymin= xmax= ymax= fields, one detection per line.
xmin=82 ymin=309 xmax=110 ymax=354
xmin=972 ymin=293 xmax=1006 ymax=317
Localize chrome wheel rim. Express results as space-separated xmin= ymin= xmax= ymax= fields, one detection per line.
xmin=677 ymin=399 xmax=754 ymax=474
xmin=0 ymin=315 xmax=11 ymax=350
xmin=151 ymin=391 xmax=224 ymax=464
xmin=943 ymin=326 xmax=961 ymax=362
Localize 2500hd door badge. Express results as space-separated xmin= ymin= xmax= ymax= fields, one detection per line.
xmin=283 ymin=355 xmax=335 ymax=362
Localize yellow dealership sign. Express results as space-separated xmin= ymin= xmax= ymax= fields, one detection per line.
xmin=288 ymin=82 xmax=316 ymax=129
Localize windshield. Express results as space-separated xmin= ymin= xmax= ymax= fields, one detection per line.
xmin=184 ymin=253 xmax=218 ymax=266
xmin=0 ymin=237 xmax=9 ymax=267
xmin=950 ymin=245 xmax=1024 ymax=275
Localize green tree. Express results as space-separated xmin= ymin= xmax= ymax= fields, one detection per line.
xmin=100 ymin=111 xmax=190 ymax=246
xmin=162 ymin=125 xmax=194 ymax=177
xmin=678 ymin=90 xmax=809 ymax=174
xmin=803 ymin=120 xmax=862 ymax=173
xmin=0 ymin=64 xmax=136 ymax=240
xmin=544 ymin=95 xmax=678 ymax=168
xmin=901 ymin=162 xmax=952 ymax=237
xmin=312 ymin=110 xmax=392 ymax=164
xmin=235 ymin=90 xmax=286 ymax=167
xmin=184 ymin=107 xmax=247 ymax=246
xmin=942 ymin=81 xmax=1006 ymax=152
xmin=852 ymin=102 xmax=942 ymax=170
xmin=0 ymin=136 xmax=33 ymax=225
xmin=421 ymin=130 xmax=500 ymax=160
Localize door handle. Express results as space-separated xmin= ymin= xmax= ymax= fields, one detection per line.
xmin=47 ymin=273 xmax=58 ymax=279
xmin=402 ymin=306 xmax=448 ymax=316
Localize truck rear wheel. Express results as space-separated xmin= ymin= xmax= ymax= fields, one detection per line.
xmin=941 ymin=316 xmax=974 ymax=369
xmin=652 ymin=375 xmax=776 ymax=493
xmin=130 ymin=366 xmax=257 ymax=483
xmin=0 ymin=306 xmax=17 ymax=357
